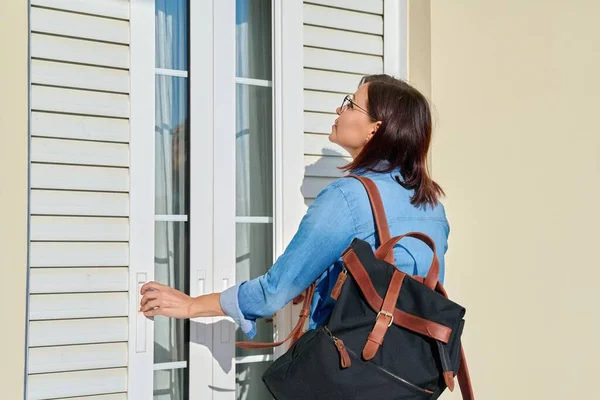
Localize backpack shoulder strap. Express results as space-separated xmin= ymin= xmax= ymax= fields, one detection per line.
xmin=346 ymin=174 xmax=394 ymax=264
xmin=436 ymin=282 xmax=475 ymax=399
xmin=237 ymin=176 xmax=393 ymax=349
xmin=236 ymin=282 xmax=316 ymax=350
xmin=458 ymin=346 xmax=475 ymax=400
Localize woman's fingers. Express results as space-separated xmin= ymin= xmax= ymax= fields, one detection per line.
xmin=140 ymin=299 xmax=160 ymax=313
xmin=141 ymin=281 xmax=163 ymax=294
xmin=138 ymin=282 xmax=193 ymax=319
xmin=143 ymin=306 xmax=161 ymax=317
xmin=140 ymin=290 xmax=159 ymax=308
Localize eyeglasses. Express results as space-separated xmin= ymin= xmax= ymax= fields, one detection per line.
xmin=340 ymin=94 xmax=376 ymax=120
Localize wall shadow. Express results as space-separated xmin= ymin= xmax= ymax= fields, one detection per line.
xmin=301 ymin=146 xmax=348 ymax=207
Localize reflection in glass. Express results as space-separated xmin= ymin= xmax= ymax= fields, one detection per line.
xmin=236 ymin=84 xmax=273 ymax=217
xmin=236 ymin=223 xmax=274 ymax=358
xmin=154 ymin=368 xmax=188 ymax=400
xmin=235 ymin=0 xmax=273 ymax=398
xmin=156 ymin=75 xmax=188 ymax=215
xmin=236 ymin=0 xmax=272 ymax=81
xmin=156 ymin=0 xmax=189 ymax=70
xmin=154 ymin=221 xmax=188 ymax=365
xmin=236 ymin=362 xmax=272 ymax=400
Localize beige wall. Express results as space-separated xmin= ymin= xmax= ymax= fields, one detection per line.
xmin=407 ymin=0 xmax=431 ymax=100
xmin=408 ymin=0 xmax=600 ymax=399
xmin=0 ymin=0 xmax=28 ymax=397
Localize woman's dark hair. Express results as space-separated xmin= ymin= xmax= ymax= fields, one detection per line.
xmin=342 ymin=74 xmax=445 ymax=208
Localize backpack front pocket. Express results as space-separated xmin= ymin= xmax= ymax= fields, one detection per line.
xmin=263 ymin=327 xmax=435 ymax=400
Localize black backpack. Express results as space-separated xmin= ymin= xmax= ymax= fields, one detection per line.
xmin=238 ymin=175 xmax=474 ymax=399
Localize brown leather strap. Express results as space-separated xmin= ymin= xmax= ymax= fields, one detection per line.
xmin=342 ymin=249 xmax=452 ymax=343
xmin=434 ymin=282 xmax=475 ymax=399
xmin=236 ymin=283 xmax=316 ymax=350
xmin=330 ymin=269 xmax=347 ymax=300
xmin=346 ymin=175 xmax=395 ymax=265
xmin=458 ymin=345 xmax=475 ymax=400
xmin=375 ymin=232 xmax=440 ymax=290
xmin=362 ymin=269 xmax=405 ymax=360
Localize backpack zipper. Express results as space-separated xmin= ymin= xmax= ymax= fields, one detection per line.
xmin=323 ymin=326 xmax=351 ymax=368
xmin=330 ymin=267 xmax=348 ymax=300
xmin=323 ymin=326 xmax=433 ymax=394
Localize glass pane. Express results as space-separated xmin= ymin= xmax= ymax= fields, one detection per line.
xmin=154 ymin=221 xmax=188 ymax=363
xmin=235 ymin=223 xmax=273 ymax=358
xmin=156 ymin=0 xmax=188 ymax=70
xmin=154 ymin=368 xmax=188 ymax=400
xmin=236 ymin=0 xmax=272 ymax=80
xmin=156 ymin=75 xmax=188 ymax=215
xmin=235 ymin=223 xmax=272 ymax=285
xmin=236 ymin=84 xmax=273 ymax=217
xmin=236 ymin=362 xmax=272 ymax=400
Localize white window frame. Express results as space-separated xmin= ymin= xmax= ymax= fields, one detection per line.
xmin=129 ymin=0 xmax=156 ymax=399
xmin=207 ymin=0 xmax=237 ymax=395
xmin=384 ymin=0 xmax=408 ymax=80
xmin=188 ymin=0 xmax=217 ymax=398
xmin=188 ymin=0 xmax=306 ymax=396
xmin=131 ymin=0 xmax=407 ymax=397
xmin=271 ymin=0 xmax=305 ymax=356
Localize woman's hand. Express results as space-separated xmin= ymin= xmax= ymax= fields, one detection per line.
xmin=140 ymin=281 xmax=193 ymax=318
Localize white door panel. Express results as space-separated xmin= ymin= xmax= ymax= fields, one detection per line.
xmin=129 ymin=1 xmax=155 ymax=399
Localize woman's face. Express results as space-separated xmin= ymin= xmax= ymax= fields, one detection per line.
xmin=329 ymin=83 xmax=381 ymax=158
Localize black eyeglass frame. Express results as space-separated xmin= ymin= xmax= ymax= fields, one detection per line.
xmin=340 ymin=94 xmax=377 ymax=120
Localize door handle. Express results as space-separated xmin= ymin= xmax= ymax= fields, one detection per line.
xmin=193 ymin=270 xmax=208 ymax=344
xmin=221 ymin=271 xmax=232 ymax=343
xmin=197 ymin=269 xmax=206 ymax=295
xmin=136 ymin=272 xmax=147 ymax=353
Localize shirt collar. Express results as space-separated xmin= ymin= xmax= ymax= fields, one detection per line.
xmin=349 ymin=160 xmax=397 ymax=177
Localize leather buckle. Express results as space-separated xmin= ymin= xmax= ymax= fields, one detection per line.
xmin=377 ymin=310 xmax=394 ymax=327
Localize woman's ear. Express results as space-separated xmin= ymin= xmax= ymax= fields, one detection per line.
xmin=371 ymin=120 xmax=382 ymax=135
xmin=365 ymin=121 xmax=382 ymax=143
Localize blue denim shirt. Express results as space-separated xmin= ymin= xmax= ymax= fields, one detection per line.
xmin=220 ymin=165 xmax=450 ymax=338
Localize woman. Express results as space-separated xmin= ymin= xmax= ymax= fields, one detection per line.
xmin=140 ymin=74 xmax=449 ymax=340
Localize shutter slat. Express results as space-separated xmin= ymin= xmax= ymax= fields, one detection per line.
xmin=31 ymin=33 xmax=129 ymax=69
xmin=31 ymin=7 xmax=129 ymax=44
xmin=31 ymin=164 xmax=129 ymax=192
xmin=304 ymin=155 xmax=350 ymax=178
xmin=32 ymin=86 xmax=129 ymax=118
xmin=31 ymin=0 xmax=130 ymax=20
xmin=29 ymin=293 xmax=128 ymax=320
xmin=304 ymin=69 xmax=364 ymax=95
xmin=304 ymin=4 xmax=382 ymax=35
xmin=31 ymin=190 xmax=129 ymax=217
xmin=27 ymin=368 xmax=127 ymax=399
xmin=304 ymin=26 xmax=383 ymax=56
xmin=304 ymin=0 xmax=383 ymax=15
xmin=304 ymin=133 xmax=350 ymax=157
xmin=56 ymin=394 xmax=127 ymax=400
xmin=29 ymin=343 xmax=127 ymax=374
xmin=32 ymin=59 xmax=129 ymax=93
xmin=304 ymin=90 xmax=343 ymax=114
xmin=30 ymin=216 xmax=129 ymax=242
xmin=304 ymin=47 xmax=383 ymax=75
xmin=31 ymin=112 xmax=129 ymax=143
xmin=29 ymin=318 xmax=128 ymax=347
xmin=304 ymin=111 xmax=336 ymax=135
xmin=30 ymin=268 xmax=128 ymax=293
xmin=31 ymin=138 xmax=129 ymax=167
xmin=30 ymin=242 xmax=129 ymax=267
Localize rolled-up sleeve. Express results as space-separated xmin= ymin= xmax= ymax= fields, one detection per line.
xmin=220 ymin=181 xmax=356 ymax=338
xmin=220 ymin=283 xmax=256 ymax=338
